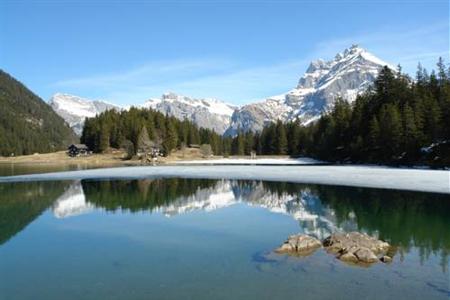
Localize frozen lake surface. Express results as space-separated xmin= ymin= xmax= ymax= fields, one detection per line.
xmin=175 ymin=157 xmax=323 ymax=165
xmin=1 ymin=165 xmax=448 ymax=194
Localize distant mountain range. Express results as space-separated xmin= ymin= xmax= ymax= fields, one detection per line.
xmin=49 ymin=45 xmax=391 ymax=136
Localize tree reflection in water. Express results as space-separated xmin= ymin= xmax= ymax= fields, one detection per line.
xmin=1 ymin=178 xmax=448 ymax=272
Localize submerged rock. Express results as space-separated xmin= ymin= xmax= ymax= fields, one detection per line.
xmin=323 ymin=232 xmax=392 ymax=265
xmin=275 ymin=234 xmax=322 ymax=255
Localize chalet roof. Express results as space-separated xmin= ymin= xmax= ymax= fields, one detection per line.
xmin=69 ymin=144 xmax=89 ymax=149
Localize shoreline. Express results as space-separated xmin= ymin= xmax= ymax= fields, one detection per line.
xmin=0 ymin=150 xmax=318 ymax=167
xmin=0 ymin=151 xmax=139 ymax=166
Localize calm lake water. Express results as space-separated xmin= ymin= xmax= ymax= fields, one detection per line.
xmin=0 ymin=163 xmax=129 ymax=177
xmin=0 ymin=176 xmax=449 ymax=299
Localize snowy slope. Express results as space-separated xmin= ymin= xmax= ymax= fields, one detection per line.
xmin=225 ymin=45 xmax=392 ymax=134
xmin=49 ymin=92 xmax=236 ymax=135
xmin=49 ymin=93 xmax=120 ymax=135
xmin=142 ymin=92 xmax=236 ymax=134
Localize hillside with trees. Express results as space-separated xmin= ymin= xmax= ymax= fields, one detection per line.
xmin=0 ymin=70 xmax=77 ymax=156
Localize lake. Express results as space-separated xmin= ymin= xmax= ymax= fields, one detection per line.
xmin=0 ymin=175 xmax=449 ymax=299
xmin=0 ymin=163 xmax=127 ymax=177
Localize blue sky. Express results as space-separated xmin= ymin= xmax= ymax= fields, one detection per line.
xmin=0 ymin=0 xmax=448 ymax=106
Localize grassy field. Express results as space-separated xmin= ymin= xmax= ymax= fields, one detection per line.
xmin=0 ymin=147 xmax=218 ymax=166
xmin=0 ymin=150 xmax=133 ymax=166
xmin=0 ymin=147 xmax=295 ymax=168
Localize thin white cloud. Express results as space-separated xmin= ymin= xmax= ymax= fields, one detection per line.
xmin=54 ymin=58 xmax=236 ymax=89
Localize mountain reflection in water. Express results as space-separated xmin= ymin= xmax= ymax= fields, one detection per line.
xmin=1 ymin=178 xmax=449 ymax=272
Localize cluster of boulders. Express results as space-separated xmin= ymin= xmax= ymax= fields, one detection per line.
xmin=275 ymin=232 xmax=394 ymax=266
xmin=275 ymin=234 xmax=323 ymax=256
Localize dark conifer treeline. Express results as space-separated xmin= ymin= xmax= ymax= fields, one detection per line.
xmin=82 ymin=59 xmax=450 ymax=167
xmin=81 ymin=107 xmax=225 ymax=156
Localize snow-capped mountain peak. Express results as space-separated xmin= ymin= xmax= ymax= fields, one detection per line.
xmin=49 ymin=93 xmax=121 ymax=135
xmin=142 ymin=92 xmax=237 ymax=134
xmin=145 ymin=92 xmax=236 ymax=116
xmin=225 ymin=45 xmax=391 ymax=134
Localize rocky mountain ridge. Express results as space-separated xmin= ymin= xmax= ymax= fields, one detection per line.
xmin=49 ymin=45 xmax=391 ymax=135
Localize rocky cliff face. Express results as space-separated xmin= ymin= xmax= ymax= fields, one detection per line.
xmin=225 ymin=45 xmax=391 ymax=135
xmin=49 ymin=93 xmax=120 ymax=135
xmin=49 ymin=92 xmax=235 ymax=135
xmin=142 ymin=93 xmax=236 ymax=134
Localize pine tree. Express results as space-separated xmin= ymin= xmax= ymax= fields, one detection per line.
xmin=235 ymin=133 xmax=245 ymax=155
xmin=437 ymin=57 xmax=447 ymax=84
xmin=188 ymin=123 xmax=200 ymax=145
xmin=244 ymin=131 xmax=254 ymax=155
xmin=368 ymin=116 xmax=380 ymax=149
xmin=98 ymin=123 xmax=110 ymax=153
xmin=262 ymin=123 xmax=277 ymax=154
xmin=163 ymin=117 xmax=178 ymax=154
xmin=331 ymin=98 xmax=352 ymax=148
xmin=436 ymin=57 xmax=450 ymax=139
xmin=416 ymin=63 xmax=425 ymax=85
xmin=379 ymin=104 xmax=402 ymax=161
xmin=137 ymin=125 xmax=152 ymax=154
xmin=253 ymin=132 xmax=263 ymax=155
xmin=375 ymin=66 xmax=396 ymax=105
xmin=222 ymin=137 xmax=232 ymax=156
xmin=423 ymin=96 xmax=442 ymax=142
xmin=287 ymin=122 xmax=300 ymax=155
xmin=179 ymin=119 xmax=189 ymax=145
xmin=275 ymin=120 xmax=287 ymax=155
xmin=401 ymin=104 xmax=419 ymax=158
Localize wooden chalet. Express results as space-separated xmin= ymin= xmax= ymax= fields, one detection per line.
xmin=67 ymin=144 xmax=90 ymax=157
